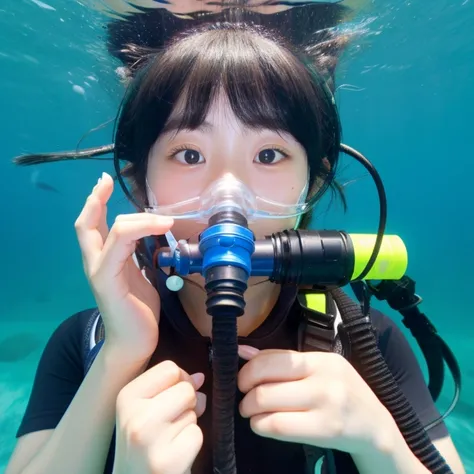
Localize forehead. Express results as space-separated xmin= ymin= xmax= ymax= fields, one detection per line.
xmin=163 ymin=91 xmax=299 ymax=146
xmin=164 ymin=91 xmax=237 ymax=130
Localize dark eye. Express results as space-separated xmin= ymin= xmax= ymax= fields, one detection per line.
xmin=174 ymin=148 xmax=204 ymax=165
xmin=255 ymin=148 xmax=288 ymax=165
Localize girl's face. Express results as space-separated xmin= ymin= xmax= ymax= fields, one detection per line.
xmin=146 ymin=92 xmax=309 ymax=243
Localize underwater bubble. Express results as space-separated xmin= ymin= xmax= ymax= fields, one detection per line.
xmin=30 ymin=0 xmax=56 ymax=11
xmin=72 ymin=84 xmax=85 ymax=96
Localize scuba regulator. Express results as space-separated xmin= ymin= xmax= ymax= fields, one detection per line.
xmin=149 ymin=144 xmax=458 ymax=474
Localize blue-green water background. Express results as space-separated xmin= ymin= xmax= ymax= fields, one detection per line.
xmin=1 ymin=0 xmax=473 ymax=471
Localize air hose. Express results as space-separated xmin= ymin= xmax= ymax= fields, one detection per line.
xmin=200 ymin=210 xmax=254 ymax=474
xmin=331 ymin=288 xmax=453 ymax=474
xmin=205 ymin=265 xmax=246 ymax=474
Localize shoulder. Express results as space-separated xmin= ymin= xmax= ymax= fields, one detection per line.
xmin=55 ymin=307 xmax=98 ymax=333
xmin=368 ymin=307 xmax=416 ymax=374
xmin=368 ymin=307 xmax=413 ymax=368
xmin=370 ymin=308 xmax=402 ymax=346
xmin=366 ymin=307 xmax=449 ymax=440
xmin=15 ymin=308 xmax=98 ymax=437
xmin=42 ymin=308 xmax=99 ymax=369
xmin=49 ymin=308 xmax=98 ymax=345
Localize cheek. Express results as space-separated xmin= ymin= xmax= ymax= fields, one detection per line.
xmin=284 ymin=180 xmax=308 ymax=203
xmin=250 ymin=217 xmax=297 ymax=240
xmin=251 ymin=174 xmax=307 ymax=205
xmin=149 ymin=174 xmax=184 ymax=206
xmin=147 ymin=155 xmax=202 ymax=207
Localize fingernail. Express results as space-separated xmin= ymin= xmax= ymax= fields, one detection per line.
xmin=196 ymin=392 xmax=207 ymax=417
xmin=238 ymin=345 xmax=260 ymax=359
xmin=190 ymin=372 xmax=205 ymax=389
xmin=155 ymin=216 xmax=174 ymax=226
xmin=102 ymin=172 xmax=108 ymax=181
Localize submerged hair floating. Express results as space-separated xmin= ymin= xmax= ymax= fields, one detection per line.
xmin=12 ymin=144 xmax=115 ymax=166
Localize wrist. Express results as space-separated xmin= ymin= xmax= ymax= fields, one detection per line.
xmin=101 ymin=342 xmax=152 ymax=375
xmin=367 ymin=408 xmax=400 ymax=456
xmin=353 ymin=409 xmax=430 ymax=474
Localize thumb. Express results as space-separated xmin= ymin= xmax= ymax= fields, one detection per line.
xmin=238 ymin=345 xmax=260 ymax=360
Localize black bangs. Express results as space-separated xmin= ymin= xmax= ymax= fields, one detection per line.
xmin=114 ymin=22 xmax=341 ymax=190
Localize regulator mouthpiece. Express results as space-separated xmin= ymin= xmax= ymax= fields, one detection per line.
xmin=145 ymin=174 xmax=310 ymax=222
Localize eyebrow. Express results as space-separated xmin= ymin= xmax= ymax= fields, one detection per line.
xmin=161 ymin=118 xmax=214 ymax=135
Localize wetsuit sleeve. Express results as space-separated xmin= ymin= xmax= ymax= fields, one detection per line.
xmin=371 ymin=309 xmax=449 ymax=441
xmin=15 ymin=310 xmax=91 ymax=438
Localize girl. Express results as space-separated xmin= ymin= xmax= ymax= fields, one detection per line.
xmin=6 ymin=22 xmax=464 ymax=474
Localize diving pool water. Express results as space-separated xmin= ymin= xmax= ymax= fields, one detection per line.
xmin=1 ymin=0 xmax=473 ymax=472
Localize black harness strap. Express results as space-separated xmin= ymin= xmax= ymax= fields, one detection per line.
xmin=366 ymin=276 xmax=461 ymax=425
xmin=297 ymin=290 xmax=340 ymax=354
xmin=297 ymin=290 xmax=358 ymax=474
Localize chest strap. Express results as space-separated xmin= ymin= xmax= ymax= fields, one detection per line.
xmin=297 ymin=290 xmax=360 ymax=474
xmin=297 ymin=290 xmax=347 ymax=357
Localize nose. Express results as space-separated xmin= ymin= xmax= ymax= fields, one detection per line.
xmin=219 ymin=172 xmax=241 ymax=184
xmin=203 ymin=171 xmax=245 ymax=190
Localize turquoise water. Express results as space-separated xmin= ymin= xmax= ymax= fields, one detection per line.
xmin=1 ymin=0 xmax=473 ymax=472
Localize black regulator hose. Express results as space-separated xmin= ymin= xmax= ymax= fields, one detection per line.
xmin=339 ymin=144 xmax=387 ymax=281
xmin=331 ymin=288 xmax=453 ymax=474
xmin=205 ymin=266 xmax=247 ymax=474
xmin=203 ymin=211 xmax=251 ymax=474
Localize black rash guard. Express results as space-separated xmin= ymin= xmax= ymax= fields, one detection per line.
xmin=16 ymin=283 xmax=449 ymax=474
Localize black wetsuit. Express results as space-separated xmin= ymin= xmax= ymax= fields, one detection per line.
xmin=16 ymin=282 xmax=448 ymax=473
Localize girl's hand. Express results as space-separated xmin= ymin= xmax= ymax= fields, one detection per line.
xmin=238 ymin=346 xmax=394 ymax=456
xmin=75 ymin=172 xmax=174 ymax=364
xmin=114 ymin=361 xmax=207 ymax=474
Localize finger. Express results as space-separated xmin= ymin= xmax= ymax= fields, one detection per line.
xmin=249 ymin=411 xmax=319 ymax=444
xmin=148 ymin=380 xmax=199 ymax=423
xmin=238 ymin=351 xmax=318 ymax=394
xmin=126 ymin=381 xmax=203 ymax=449
xmin=115 ymin=213 xmax=172 ymax=223
xmin=95 ymin=172 xmax=113 ymax=240
xmin=240 ymin=379 xmax=313 ymax=418
xmin=96 ymin=214 xmax=173 ymax=280
xmin=118 ymin=373 xmax=203 ymax=429
xmin=118 ymin=361 xmax=202 ymax=401
xmin=168 ymin=409 xmax=198 ymax=441
xmin=238 ymin=345 xmax=260 ymax=360
xmin=239 ymin=346 xmax=299 ymax=360
xmin=135 ymin=407 xmax=198 ymax=451
xmin=75 ymin=173 xmax=113 ymax=271
xmin=145 ymin=390 xmax=206 ymax=443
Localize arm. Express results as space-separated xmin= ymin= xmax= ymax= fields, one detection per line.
xmin=352 ymin=412 xmax=445 ymax=474
xmin=6 ymin=313 xmax=149 ymax=474
xmin=352 ymin=416 xmax=465 ymax=474
xmin=354 ymin=310 xmax=466 ymax=474
xmin=21 ymin=346 xmax=147 ymax=474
